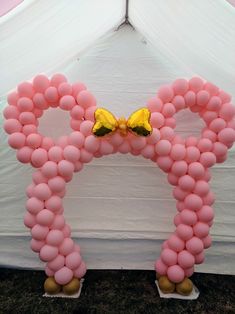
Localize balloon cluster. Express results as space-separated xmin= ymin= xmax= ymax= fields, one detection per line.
xmin=4 ymin=74 xmax=235 ymax=290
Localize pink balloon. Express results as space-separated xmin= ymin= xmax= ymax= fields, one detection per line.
xmin=130 ymin=137 xmax=146 ymax=150
xmin=170 ymin=144 xmax=186 ymax=160
xmin=180 ymin=209 xmax=198 ymax=226
xmin=185 ymin=146 xmax=200 ymax=163
xmin=19 ymin=112 xmax=36 ymax=125
xmin=162 ymin=103 xmax=176 ymax=118
xmin=59 ymin=95 xmax=75 ymax=111
xmin=186 ymin=237 xmax=204 ymax=255
xmin=7 ymin=91 xmax=19 ymax=106
xmin=202 ymin=191 xmax=215 ymax=206
xmin=165 ymin=117 xmax=176 ymax=128
xmin=70 ymin=105 xmax=84 ymax=120
xmin=34 ymin=183 xmax=52 ymax=201
xmin=167 ymin=234 xmax=185 ymax=252
xmin=84 ymin=135 xmax=100 ymax=153
xmin=26 ymin=133 xmax=42 ymax=149
xmin=202 ymin=111 xmax=218 ymax=124
xmin=51 ymin=215 xmax=65 ymax=229
xmin=202 ymin=129 xmax=217 ymax=142
xmin=63 ymin=145 xmax=80 ymax=162
xmin=219 ymin=103 xmax=235 ymax=121
xmin=74 ymin=161 xmax=83 ymax=172
xmin=178 ymin=250 xmax=195 ymax=269
xmin=204 ymin=82 xmax=219 ymax=96
xmin=167 ymin=173 xmax=179 ymax=186
xmin=33 ymin=93 xmax=49 ymax=110
xmin=46 ymin=230 xmax=64 ymax=246
xmin=196 ymin=90 xmax=210 ymax=106
xmin=26 ymin=183 xmax=35 ymax=197
xmin=41 ymin=137 xmax=54 ymax=151
xmin=155 ymin=140 xmax=171 ymax=156
xmin=44 ymin=86 xmax=59 ymax=103
xmin=48 ymin=146 xmax=63 ymax=162
xmin=31 ymin=148 xmax=48 ymax=167
xmin=213 ymin=142 xmax=228 ymax=157
xmin=173 ymin=186 xmax=189 ymax=201
xmin=184 ymin=266 xmax=194 ymax=277
xmin=41 ymin=161 xmax=58 ymax=178
xmin=209 ymin=118 xmax=226 ymax=133
xmin=158 ymin=85 xmax=174 ymax=102
xmin=160 ymin=126 xmax=174 ymax=141
xmin=31 ymin=224 xmax=49 ymax=240
xmin=50 ymin=73 xmax=67 ymax=87
xmin=174 ymin=213 xmax=182 ymax=226
xmin=109 ymin=132 xmax=124 ymax=147
xmin=147 ymin=97 xmax=163 ymax=113
xmin=69 ymin=131 xmax=85 ymax=148
xmin=33 ymin=75 xmax=50 ymax=92
xmin=79 ymin=148 xmax=93 ymax=163
xmin=40 ymin=244 xmax=58 ymax=262
xmin=189 ymin=77 xmax=204 ymax=92
xmin=65 ymin=252 xmax=82 ymax=270
xmin=77 ymin=90 xmax=96 ymax=109
xmin=184 ymin=91 xmax=196 ymax=107
xmin=161 ymin=248 xmax=178 ymax=266
xmin=55 ymin=266 xmax=73 ymax=285
xmin=26 ymin=197 xmax=44 ymax=214
xmin=99 ymin=140 xmax=114 ymax=155
xmin=48 ymin=254 xmax=65 ymax=271
xmin=141 ymin=145 xmax=155 ymax=159
xmin=80 ymin=120 xmax=94 ymax=136
xmin=48 ymin=176 xmax=66 ymax=193
xmin=194 ymin=251 xmax=205 ymax=264
xmin=155 ymin=259 xmax=167 ymax=275
xmin=178 ymin=175 xmax=195 ymax=191
xmin=193 ymin=180 xmax=209 ymax=196
xmin=184 ymin=194 xmax=203 ymax=211
xmin=207 ymin=96 xmax=221 ymax=111
xmin=199 ymin=152 xmax=216 ymax=168
xmin=17 ymin=97 xmax=34 ymax=112
xmin=62 ymin=224 xmax=71 ymax=238
xmin=197 ymin=138 xmax=213 ymax=153
xmin=58 ymin=82 xmax=72 ymax=96
xmin=176 ymin=224 xmax=193 ymax=241
xmin=45 ymin=266 xmax=55 ymax=277
xmin=4 ymin=118 xmax=22 ymax=134
xmin=202 ymin=235 xmax=212 ymax=249
xmin=197 ymin=205 xmax=214 ymax=222
xmin=118 ymin=141 xmax=131 ymax=154
xmin=8 ymin=132 xmax=25 ymax=149
xmin=72 ymin=82 xmax=86 ymax=98
xmin=167 ymin=265 xmax=185 ymax=283
xmin=84 ymin=106 xmax=97 ymax=121
xmin=17 ymin=81 xmax=34 ymax=98
xmin=173 ymin=79 xmax=189 ymax=96
xmin=36 ymin=209 xmax=55 ymax=226
xmin=150 ymin=112 xmax=165 ymax=128
xmin=24 ymin=212 xmax=36 ymax=228
xmin=30 ymin=239 xmax=45 ymax=252
xmin=73 ymin=261 xmax=87 ymax=278
xmin=58 ymin=160 xmax=74 ymax=177
xmin=157 ymin=156 xmax=173 ymax=172
xmin=172 ymin=95 xmax=186 ymax=111
xmin=218 ymin=128 xmax=235 ymax=145
xmin=193 ymin=222 xmax=210 ymax=238
xmin=3 ymin=105 xmax=20 ymax=119
xmin=188 ymin=162 xmax=205 ymax=179
xmin=171 ymin=160 xmax=188 ymax=176
xmin=59 ymin=238 xmax=74 ymax=256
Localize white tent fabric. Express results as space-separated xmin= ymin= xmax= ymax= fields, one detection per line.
xmin=0 ymin=0 xmax=235 ymax=274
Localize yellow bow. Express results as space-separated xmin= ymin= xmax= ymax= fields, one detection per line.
xmin=92 ymin=108 xmax=152 ymax=137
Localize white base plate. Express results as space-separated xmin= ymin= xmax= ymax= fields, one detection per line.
xmin=43 ymin=279 xmax=84 ymax=298
xmin=155 ymin=280 xmax=200 ymax=300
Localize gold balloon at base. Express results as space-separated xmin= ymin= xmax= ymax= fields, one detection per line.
xmin=62 ymin=278 xmax=80 ymax=295
xmin=158 ymin=275 xmax=175 ymax=294
xmin=176 ymin=278 xmax=193 ymax=296
xmin=44 ymin=277 xmax=61 ymax=294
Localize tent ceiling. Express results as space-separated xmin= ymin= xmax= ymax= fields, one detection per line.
xmin=0 ymin=0 xmax=235 ymax=97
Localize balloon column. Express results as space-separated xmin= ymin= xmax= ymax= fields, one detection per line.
xmin=4 ymin=74 xmax=235 ymax=296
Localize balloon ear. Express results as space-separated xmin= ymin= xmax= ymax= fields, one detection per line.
xmin=148 ymin=77 xmax=235 ymax=168
xmin=3 ymin=74 xmax=97 ymax=168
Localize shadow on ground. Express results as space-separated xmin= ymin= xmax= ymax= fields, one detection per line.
xmin=0 ymin=269 xmax=234 ymax=314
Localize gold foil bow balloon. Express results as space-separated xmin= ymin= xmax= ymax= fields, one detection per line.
xmin=92 ymin=108 xmax=152 ymax=137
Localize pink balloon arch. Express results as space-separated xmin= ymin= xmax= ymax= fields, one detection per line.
xmin=4 ymin=74 xmax=235 ymax=294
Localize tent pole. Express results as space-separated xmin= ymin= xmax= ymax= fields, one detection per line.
xmin=116 ymin=0 xmax=134 ymax=30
